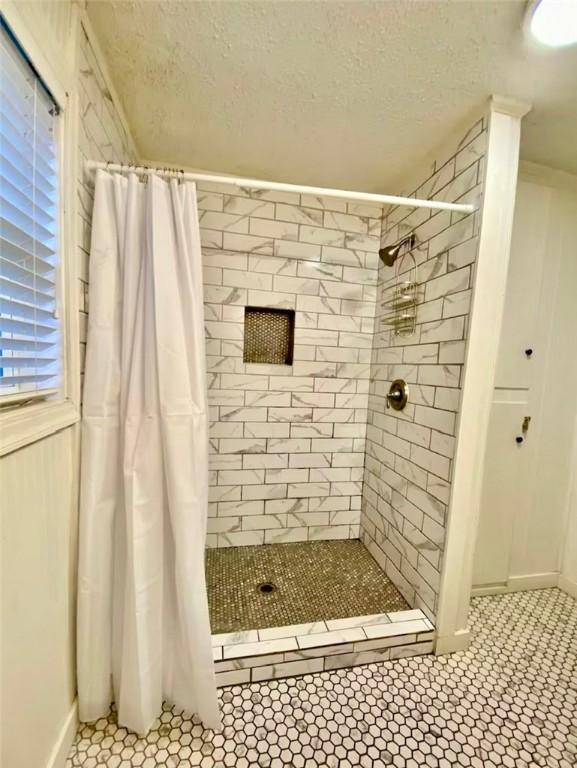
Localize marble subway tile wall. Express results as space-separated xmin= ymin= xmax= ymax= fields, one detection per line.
xmin=76 ymin=22 xmax=136 ymax=380
xmin=360 ymin=117 xmax=488 ymax=619
xmin=197 ymin=184 xmax=381 ymax=547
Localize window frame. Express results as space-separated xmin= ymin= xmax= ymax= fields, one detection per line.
xmin=0 ymin=8 xmax=80 ymax=456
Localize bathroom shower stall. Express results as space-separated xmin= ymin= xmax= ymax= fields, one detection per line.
xmin=189 ymin=113 xmax=491 ymax=686
xmin=78 ymin=95 xmax=530 ymax=701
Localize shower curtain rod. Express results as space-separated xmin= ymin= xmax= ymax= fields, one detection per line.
xmin=85 ymin=160 xmax=476 ymax=214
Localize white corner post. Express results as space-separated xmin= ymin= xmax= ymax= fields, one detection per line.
xmin=435 ymin=96 xmax=532 ymax=655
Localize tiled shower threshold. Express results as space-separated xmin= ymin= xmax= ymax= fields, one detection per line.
xmin=211 ymin=609 xmax=435 ymax=686
xmin=206 ymin=541 xmax=435 ymax=686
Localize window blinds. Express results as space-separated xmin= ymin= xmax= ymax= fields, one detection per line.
xmin=0 ymin=22 xmax=60 ymax=402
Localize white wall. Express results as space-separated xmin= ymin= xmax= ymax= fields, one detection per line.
xmin=509 ymin=166 xmax=577 ymax=581
xmin=0 ymin=6 xmax=136 ymax=768
xmin=473 ymin=161 xmax=577 ymax=592
xmin=1 ymin=429 xmax=78 ymax=768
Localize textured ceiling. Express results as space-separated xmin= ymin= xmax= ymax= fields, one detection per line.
xmin=87 ymin=0 xmax=577 ymax=191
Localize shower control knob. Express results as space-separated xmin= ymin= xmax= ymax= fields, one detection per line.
xmin=515 ymin=436 xmax=524 ymax=444
xmin=386 ymin=379 xmax=409 ymax=411
xmin=525 ymin=348 xmax=533 ymax=357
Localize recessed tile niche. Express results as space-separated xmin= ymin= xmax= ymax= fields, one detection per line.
xmin=243 ymin=306 xmax=295 ymax=366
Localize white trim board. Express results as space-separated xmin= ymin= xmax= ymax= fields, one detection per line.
xmin=46 ymin=700 xmax=78 ymax=768
xmin=0 ymin=5 xmax=81 ymax=454
xmin=435 ymin=628 xmax=470 ymax=657
xmin=471 ymin=572 xmax=559 ymax=597
xmin=558 ymin=575 xmax=577 ymax=601
xmin=0 ymin=0 xmax=73 ymax=102
xmin=471 ymin=572 xmax=577 ymax=601
xmin=434 ymin=96 xmax=531 ymax=656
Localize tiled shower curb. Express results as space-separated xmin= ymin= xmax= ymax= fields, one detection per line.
xmin=212 ymin=609 xmax=435 ymax=686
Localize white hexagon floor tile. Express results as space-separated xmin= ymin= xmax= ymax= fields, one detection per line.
xmin=67 ymin=587 xmax=577 ymax=768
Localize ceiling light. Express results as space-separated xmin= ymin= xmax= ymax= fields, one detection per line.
xmin=526 ymin=0 xmax=577 ymax=47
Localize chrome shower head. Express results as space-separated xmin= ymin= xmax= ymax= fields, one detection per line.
xmin=379 ymin=233 xmax=416 ymax=267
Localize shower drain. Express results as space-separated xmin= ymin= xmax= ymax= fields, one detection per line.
xmin=257 ymin=582 xmax=275 ymax=595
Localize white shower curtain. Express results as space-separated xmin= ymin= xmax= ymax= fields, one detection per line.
xmin=77 ymin=170 xmax=220 ymax=735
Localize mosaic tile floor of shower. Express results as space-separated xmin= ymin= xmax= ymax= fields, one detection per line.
xmin=68 ymin=587 xmax=577 ymax=768
xmin=206 ymin=540 xmax=409 ymax=634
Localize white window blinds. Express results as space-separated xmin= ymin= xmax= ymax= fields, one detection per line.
xmin=0 ymin=21 xmax=60 ymax=402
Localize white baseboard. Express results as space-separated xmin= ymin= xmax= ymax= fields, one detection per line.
xmin=47 ymin=699 xmax=78 ymax=768
xmin=471 ymin=571 xmax=559 ymax=597
xmin=558 ymin=574 xmax=577 ymax=600
xmin=434 ymin=628 xmax=470 ymax=655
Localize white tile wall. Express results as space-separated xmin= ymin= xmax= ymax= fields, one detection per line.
xmin=200 ymin=185 xmax=382 ymax=547
xmin=77 ymin=23 xmax=136 ymax=379
xmin=360 ymin=117 xmax=489 ymax=619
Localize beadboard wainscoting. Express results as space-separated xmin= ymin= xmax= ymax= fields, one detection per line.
xmin=197 ymin=184 xmax=382 ymax=547
xmin=360 ymin=117 xmax=489 ymax=619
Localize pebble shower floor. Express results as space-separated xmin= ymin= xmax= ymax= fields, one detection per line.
xmin=67 ymin=588 xmax=577 ymax=768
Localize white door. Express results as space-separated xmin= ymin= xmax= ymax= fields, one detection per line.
xmin=472 ymin=180 xmax=550 ymax=587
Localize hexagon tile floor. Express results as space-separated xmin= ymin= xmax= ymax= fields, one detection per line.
xmin=67 ymin=587 xmax=577 ymax=768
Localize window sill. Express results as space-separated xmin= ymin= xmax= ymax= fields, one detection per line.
xmin=0 ymin=398 xmax=80 ymax=457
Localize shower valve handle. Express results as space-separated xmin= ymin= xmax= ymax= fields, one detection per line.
xmin=386 ymin=379 xmax=409 ymax=411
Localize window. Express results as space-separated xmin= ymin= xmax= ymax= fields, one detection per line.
xmin=0 ymin=20 xmax=60 ymax=404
